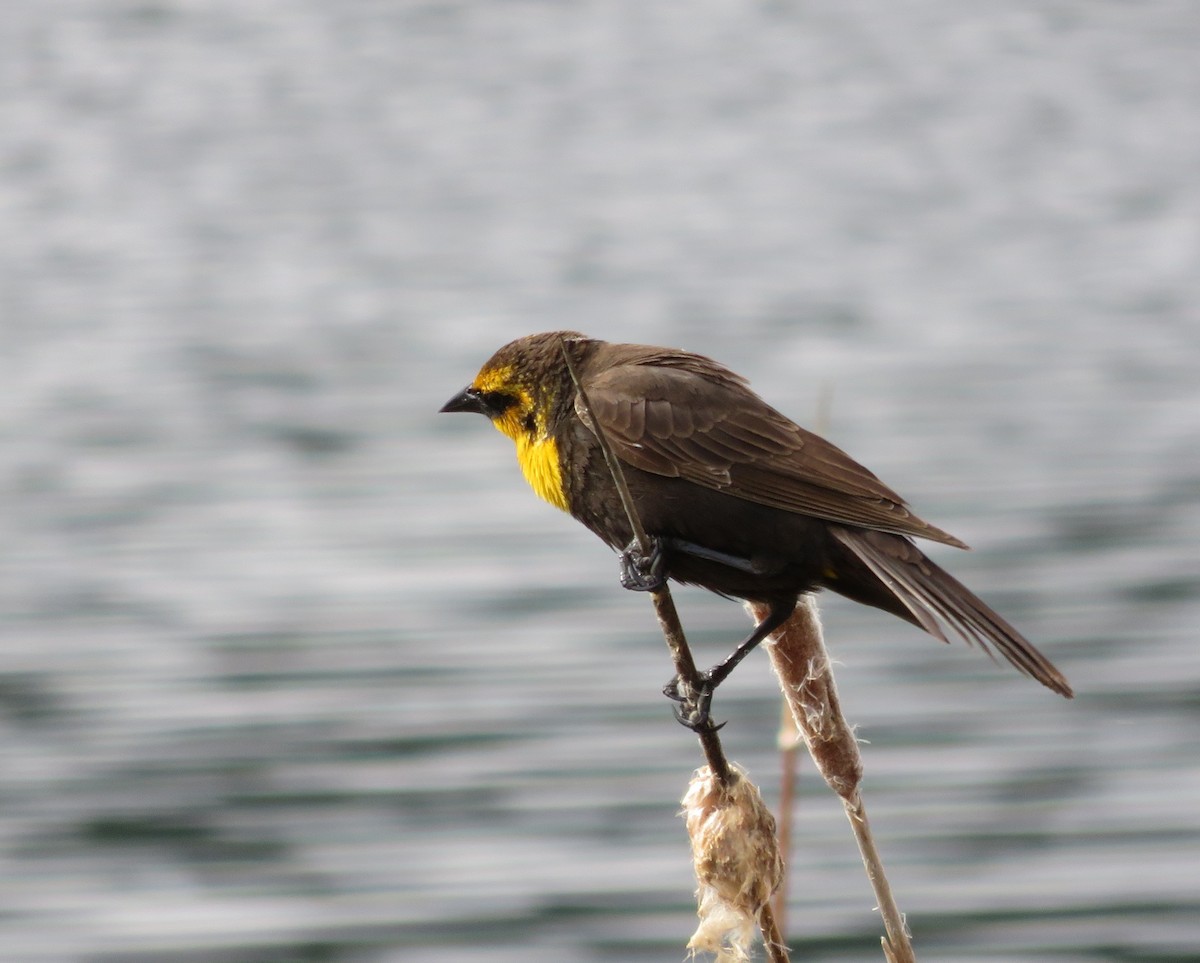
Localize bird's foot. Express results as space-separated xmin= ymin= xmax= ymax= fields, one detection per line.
xmin=619 ymin=537 xmax=667 ymax=592
xmin=663 ymin=673 xmax=725 ymax=732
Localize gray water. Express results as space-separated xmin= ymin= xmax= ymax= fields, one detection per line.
xmin=3 ymin=2 xmax=1199 ymax=961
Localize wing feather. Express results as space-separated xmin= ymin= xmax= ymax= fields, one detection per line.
xmin=580 ymin=353 xmax=966 ymax=547
xmin=830 ymin=527 xmax=1073 ymax=695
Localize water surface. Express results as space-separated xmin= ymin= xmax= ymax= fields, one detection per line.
xmin=2 ymin=2 xmax=1198 ymax=961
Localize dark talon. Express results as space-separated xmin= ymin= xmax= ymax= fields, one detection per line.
xmin=663 ymin=673 xmax=724 ymax=732
xmin=657 ymin=602 xmax=795 ymax=733
xmin=675 ymin=705 xmax=726 ymax=733
xmin=619 ymin=536 xmax=667 ymax=592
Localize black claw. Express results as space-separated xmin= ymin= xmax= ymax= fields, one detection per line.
xmin=662 ymin=673 xmax=724 ymax=732
xmin=619 ymin=537 xmax=667 ymax=592
xmin=674 ymin=703 xmax=726 ymax=733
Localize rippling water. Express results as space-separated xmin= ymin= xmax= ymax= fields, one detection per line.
xmin=3 ymin=2 xmax=1198 ymax=961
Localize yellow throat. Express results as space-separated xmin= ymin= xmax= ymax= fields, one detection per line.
xmin=477 ymin=367 xmax=569 ymax=513
xmin=513 ymin=431 xmax=569 ymax=513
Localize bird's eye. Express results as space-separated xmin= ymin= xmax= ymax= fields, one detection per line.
xmin=479 ymin=390 xmax=518 ymax=417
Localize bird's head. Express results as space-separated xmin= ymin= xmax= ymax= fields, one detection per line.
xmin=439 ymin=331 xmax=587 ymax=443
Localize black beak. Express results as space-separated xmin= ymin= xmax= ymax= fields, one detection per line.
xmin=439 ymin=385 xmax=487 ymax=415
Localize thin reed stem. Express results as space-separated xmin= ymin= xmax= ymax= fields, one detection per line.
xmin=844 ymin=794 xmax=913 ymax=963
xmin=559 ymin=336 xmax=729 ymax=781
xmin=758 ymin=901 xmax=790 ymax=963
xmin=559 ymin=336 xmax=786 ymax=958
xmin=752 ymin=596 xmax=916 ymax=962
xmin=772 ymin=700 xmax=802 ymax=931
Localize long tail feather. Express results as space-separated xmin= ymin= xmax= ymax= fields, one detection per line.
xmin=829 ymin=526 xmax=1073 ymax=697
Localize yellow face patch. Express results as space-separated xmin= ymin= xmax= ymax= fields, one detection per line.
xmin=472 ymin=364 xmax=569 ymax=512
xmin=472 ymin=364 xmax=520 ymax=396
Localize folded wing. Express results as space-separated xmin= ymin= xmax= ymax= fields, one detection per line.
xmin=580 ymin=353 xmax=967 ymax=548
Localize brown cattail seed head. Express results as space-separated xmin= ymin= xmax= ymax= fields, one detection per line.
xmin=681 ymin=764 xmax=784 ymax=962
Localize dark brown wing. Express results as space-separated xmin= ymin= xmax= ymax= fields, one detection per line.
xmin=578 ymin=349 xmax=967 ymax=548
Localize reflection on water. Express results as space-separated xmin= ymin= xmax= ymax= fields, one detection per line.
xmin=3 ymin=2 xmax=1199 ymax=961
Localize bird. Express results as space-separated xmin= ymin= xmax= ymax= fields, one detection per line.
xmin=440 ymin=332 xmax=1072 ymax=727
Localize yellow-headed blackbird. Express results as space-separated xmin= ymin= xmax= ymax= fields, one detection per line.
xmin=441 ymin=332 xmax=1072 ymax=725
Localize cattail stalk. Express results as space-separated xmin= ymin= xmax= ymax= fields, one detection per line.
xmin=561 ymin=338 xmax=788 ymax=960
xmin=750 ymin=596 xmax=916 ymax=963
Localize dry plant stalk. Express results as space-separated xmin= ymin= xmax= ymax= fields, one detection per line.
xmin=560 ymin=337 xmax=788 ymax=960
xmin=751 ymin=596 xmax=916 ymax=963
xmin=771 ymin=700 xmax=802 ymax=930
xmin=682 ymin=764 xmax=787 ymax=963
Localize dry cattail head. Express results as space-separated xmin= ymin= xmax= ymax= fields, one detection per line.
xmin=682 ymin=764 xmax=785 ymax=962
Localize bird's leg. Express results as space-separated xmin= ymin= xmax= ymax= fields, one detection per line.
xmin=658 ymin=537 xmax=774 ymax=575
xmin=664 ymin=598 xmax=797 ymax=731
xmin=620 ymin=535 xmax=795 ymax=730
xmin=620 ymin=535 xmax=775 ymax=593
xmin=618 ymin=536 xmax=667 ymax=592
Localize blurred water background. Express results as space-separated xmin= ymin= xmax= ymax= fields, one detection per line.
xmin=3 ymin=2 xmax=1199 ymax=961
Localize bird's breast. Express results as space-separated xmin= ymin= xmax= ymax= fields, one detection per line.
xmin=515 ymin=432 xmax=570 ymax=512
